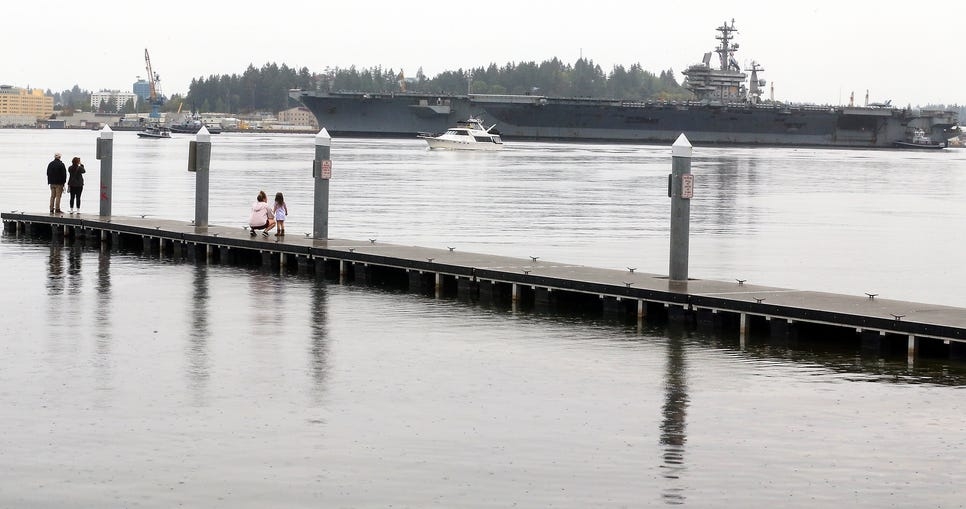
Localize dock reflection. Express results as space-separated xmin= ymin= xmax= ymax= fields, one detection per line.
xmin=93 ymin=245 xmax=113 ymax=404
xmin=187 ymin=264 xmax=211 ymax=405
xmin=660 ymin=330 xmax=690 ymax=505
xmin=308 ymin=279 xmax=330 ymax=405
xmin=46 ymin=243 xmax=63 ymax=296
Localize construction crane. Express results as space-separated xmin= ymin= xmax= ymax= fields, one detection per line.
xmin=144 ymin=48 xmax=163 ymax=118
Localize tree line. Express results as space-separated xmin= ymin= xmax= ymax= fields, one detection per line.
xmin=47 ymin=59 xmax=964 ymax=119
xmin=320 ymin=58 xmax=688 ymax=101
xmin=48 ymin=57 xmax=691 ymax=116
xmin=184 ymin=58 xmax=691 ymax=113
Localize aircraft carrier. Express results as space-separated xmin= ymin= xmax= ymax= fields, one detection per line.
xmin=291 ymin=21 xmax=958 ymax=148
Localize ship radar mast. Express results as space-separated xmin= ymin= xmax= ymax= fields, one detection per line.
xmin=715 ymin=19 xmax=740 ymax=72
xmin=746 ymin=61 xmax=766 ymax=104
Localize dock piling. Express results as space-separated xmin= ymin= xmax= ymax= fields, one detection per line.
xmin=96 ymin=126 xmax=114 ymax=217
xmin=189 ymin=127 xmax=212 ymax=228
xmin=313 ymin=129 xmax=332 ymax=239
xmin=668 ymin=134 xmax=693 ymax=282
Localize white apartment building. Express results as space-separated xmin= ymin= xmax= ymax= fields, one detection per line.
xmin=91 ymin=90 xmax=138 ymax=111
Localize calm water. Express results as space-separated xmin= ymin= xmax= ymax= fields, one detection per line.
xmin=2 ymin=129 xmax=965 ymax=508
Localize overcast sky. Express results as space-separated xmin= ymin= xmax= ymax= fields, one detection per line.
xmin=7 ymin=1 xmax=962 ymax=106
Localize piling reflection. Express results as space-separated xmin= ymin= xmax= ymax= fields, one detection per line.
xmin=660 ymin=330 xmax=689 ymax=505
xmin=308 ymin=279 xmax=330 ymax=405
xmin=93 ymin=246 xmax=113 ymax=402
xmin=47 ymin=243 xmax=64 ymax=296
xmin=248 ymin=272 xmax=278 ymax=334
xmin=699 ymin=155 xmax=760 ymax=234
xmin=187 ymin=264 xmax=211 ymax=405
xmin=67 ymin=243 xmax=82 ymax=296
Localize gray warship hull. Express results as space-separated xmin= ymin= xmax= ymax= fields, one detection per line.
xmin=291 ymin=90 xmax=958 ymax=148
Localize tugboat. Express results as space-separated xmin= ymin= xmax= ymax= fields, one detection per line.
xmin=893 ymin=128 xmax=945 ymax=149
xmin=137 ymin=124 xmax=172 ymax=139
xmin=418 ymin=118 xmax=503 ymax=150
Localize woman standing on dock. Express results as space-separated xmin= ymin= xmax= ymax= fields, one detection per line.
xmin=248 ymin=190 xmax=275 ymax=237
xmin=67 ymin=157 xmax=85 ymax=213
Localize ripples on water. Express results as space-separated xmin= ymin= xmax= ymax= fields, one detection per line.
xmin=1 ymin=237 xmax=964 ymax=508
xmin=2 ymin=130 xmax=966 ymax=507
xmin=6 ymin=130 xmax=966 ymax=306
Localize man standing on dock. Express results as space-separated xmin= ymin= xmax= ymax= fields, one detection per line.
xmin=46 ymin=153 xmax=67 ymax=214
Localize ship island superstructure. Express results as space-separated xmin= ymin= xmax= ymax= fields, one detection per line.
xmin=681 ymin=19 xmax=766 ymax=104
xmin=291 ymin=21 xmax=958 ymax=148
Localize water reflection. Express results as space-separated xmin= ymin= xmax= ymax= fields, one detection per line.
xmin=308 ymin=279 xmax=330 ymax=405
xmin=67 ymin=243 xmax=82 ymax=295
xmin=698 ymin=154 xmax=761 ymax=235
xmin=701 ymin=156 xmax=740 ymax=234
xmin=660 ymin=332 xmax=689 ymax=505
xmin=93 ymin=245 xmax=113 ymax=404
xmin=187 ymin=264 xmax=211 ymax=406
xmin=47 ymin=243 xmax=64 ymax=295
xmin=248 ymin=272 xmax=278 ymax=337
xmin=737 ymin=341 xmax=966 ymax=386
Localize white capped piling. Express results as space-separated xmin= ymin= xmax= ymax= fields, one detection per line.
xmin=312 ymin=129 xmax=332 ymax=239
xmin=668 ymin=134 xmax=693 ymax=282
xmin=188 ymin=127 xmax=212 ymax=228
xmin=96 ymin=126 xmax=114 ymax=217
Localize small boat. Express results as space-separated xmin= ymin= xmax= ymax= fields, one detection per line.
xmin=893 ymin=128 xmax=945 ymax=149
xmin=137 ymin=125 xmax=172 ymax=139
xmin=418 ymin=118 xmax=503 ymax=150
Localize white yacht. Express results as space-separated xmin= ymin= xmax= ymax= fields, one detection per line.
xmin=419 ymin=118 xmax=503 ymax=150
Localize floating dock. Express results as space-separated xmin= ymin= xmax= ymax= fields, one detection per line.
xmin=4 ymin=211 xmax=965 ymax=362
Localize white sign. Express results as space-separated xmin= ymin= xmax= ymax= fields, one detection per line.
xmin=321 ymin=159 xmax=332 ymax=179
xmin=681 ymin=174 xmax=694 ymax=199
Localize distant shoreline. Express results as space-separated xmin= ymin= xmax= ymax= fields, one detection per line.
xmin=0 ymin=126 xmax=319 ymax=135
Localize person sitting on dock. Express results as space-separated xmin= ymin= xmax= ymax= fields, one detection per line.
xmin=248 ymin=190 xmax=276 ymax=237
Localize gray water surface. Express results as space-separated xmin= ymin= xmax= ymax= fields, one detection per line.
xmin=2 ymin=130 xmax=965 ymax=507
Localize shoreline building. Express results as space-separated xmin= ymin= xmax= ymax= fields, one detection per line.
xmin=0 ymin=85 xmax=54 ymax=126
xmin=90 ymin=90 xmax=138 ymax=112
xmin=133 ymin=78 xmax=151 ymax=104
xmin=277 ymin=106 xmax=319 ymax=130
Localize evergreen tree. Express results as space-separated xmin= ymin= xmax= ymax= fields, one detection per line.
xmin=181 ymin=57 xmax=691 ymax=115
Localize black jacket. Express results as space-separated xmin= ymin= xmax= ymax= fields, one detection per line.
xmin=47 ymin=158 xmax=67 ymax=185
xmin=68 ymin=163 xmax=85 ymax=187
